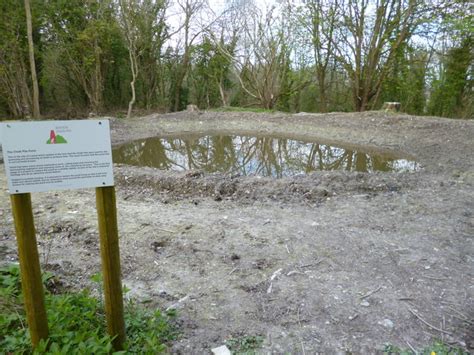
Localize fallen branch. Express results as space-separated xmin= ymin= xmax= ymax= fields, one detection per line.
xmin=408 ymin=308 xmax=453 ymax=336
xmin=156 ymin=227 xmax=176 ymax=233
xmin=166 ymin=295 xmax=190 ymax=311
xmin=421 ymin=275 xmax=448 ymax=281
xmin=450 ymin=313 xmax=474 ymax=325
xmin=448 ymin=306 xmax=472 ymax=323
xmin=349 ymin=313 xmax=359 ymax=321
xmin=287 ymin=270 xmax=305 ymax=276
xmin=299 ymin=259 xmax=322 ymax=268
xmin=404 ymin=339 xmax=417 ymax=354
xmin=360 ymin=285 xmax=382 ymax=300
xmin=270 ymin=268 xmax=283 ymax=281
xmin=267 ymin=268 xmax=283 ymax=294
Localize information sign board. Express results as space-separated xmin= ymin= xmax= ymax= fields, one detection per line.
xmin=1 ymin=120 xmax=114 ymax=193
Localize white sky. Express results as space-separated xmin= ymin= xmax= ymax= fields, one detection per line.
xmin=166 ymin=0 xmax=292 ymax=48
xmin=167 ymin=0 xmax=284 ymax=29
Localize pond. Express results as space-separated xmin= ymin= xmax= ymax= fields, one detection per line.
xmin=113 ymin=135 xmax=418 ymax=177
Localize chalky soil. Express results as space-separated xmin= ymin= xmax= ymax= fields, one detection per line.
xmin=1 ymin=111 xmax=473 ymax=352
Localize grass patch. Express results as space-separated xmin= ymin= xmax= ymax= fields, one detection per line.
xmin=384 ymin=340 xmax=469 ymax=354
xmin=225 ymin=334 xmax=264 ymax=354
xmin=0 ymin=264 xmax=178 ymax=354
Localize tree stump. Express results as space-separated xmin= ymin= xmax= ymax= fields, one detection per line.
xmin=186 ymin=104 xmax=199 ymax=112
xmin=382 ymin=102 xmax=401 ymax=112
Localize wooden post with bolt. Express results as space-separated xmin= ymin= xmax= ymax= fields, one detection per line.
xmin=3 ymin=119 xmax=123 ymax=350
xmin=10 ymin=193 xmax=49 ymax=348
xmin=96 ymin=186 xmax=126 ymax=350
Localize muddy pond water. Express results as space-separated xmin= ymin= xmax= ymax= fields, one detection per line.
xmin=113 ymin=135 xmax=418 ymax=177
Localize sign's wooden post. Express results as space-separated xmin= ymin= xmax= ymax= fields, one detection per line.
xmin=96 ymin=186 xmax=126 ymax=350
xmin=10 ymin=193 xmax=49 ymax=347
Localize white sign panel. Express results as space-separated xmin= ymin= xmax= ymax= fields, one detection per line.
xmin=1 ymin=120 xmax=114 ymax=194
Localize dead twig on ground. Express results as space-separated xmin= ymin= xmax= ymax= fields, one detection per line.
xmin=299 ymin=259 xmax=322 ymax=268
xmin=267 ymin=268 xmax=283 ymax=294
xmin=408 ymin=308 xmax=453 ymax=336
xmin=442 ymin=316 xmax=446 ymax=342
xmin=297 ymin=307 xmax=302 ymax=327
xmin=156 ymin=227 xmax=176 ymax=233
xmin=166 ymin=295 xmax=190 ymax=311
xmin=404 ymin=339 xmax=417 ymax=354
xmin=349 ymin=313 xmax=359 ymax=321
xmin=360 ymin=285 xmax=382 ymax=300
xmin=270 ymin=268 xmax=283 ymax=281
xmin=421 ymin=275 xmax=448 ymax=281
xmin=449 ymin=313 xmax=474 ymax=325
xmin=287 ymin=270 xmax=305 ymax=276
xmin=440 ymin=300 xmax=462 ymax=307
xmin=447 ymin=306 xmax=472 ymax=323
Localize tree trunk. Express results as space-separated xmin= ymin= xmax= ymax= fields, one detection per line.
xmin=317 ymin=69 xmax=328 ymax=112
xmin=173 ymin=71 xmax=184 ymax=112
xmin=127 ymin=49 xmax=137 ymax=119
xmin=24 ymin=0 xmax=40 ymax=119
xmin=218 ymin=81 xmax=228 ymax=107
xmin=92 ymin=39 xmax=103 ymax=113
xmin=173 ymin=58 xmax=189 ymax=112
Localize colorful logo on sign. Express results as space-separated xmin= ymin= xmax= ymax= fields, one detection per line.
xmin=46 ymin=130 xmax=67 ymax=144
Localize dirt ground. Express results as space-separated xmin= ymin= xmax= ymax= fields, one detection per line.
xmin=1 ymin=111 xmax=473 ymax=353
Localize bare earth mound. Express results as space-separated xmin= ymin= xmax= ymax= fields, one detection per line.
xmin=1 ymin=111 xmax=473 ymax=353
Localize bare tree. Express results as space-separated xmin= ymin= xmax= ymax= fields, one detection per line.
xmin=0 ymin=2 xmax=33 ymax=118
xmin=207 ymin=7 xmax=240 ymax=107
xmin=119 ymin=0 xmax=143 ymax=118
xmin=333 ymin=0 xmax=420 ymax=111
xmin=0 ymin=49 xmax=32 ymax=118
xmin=24 ymin=0 xmax=40 ymax=118
xmin=171 ymin=0 xmax=208 ymax=111
xmin=299 ymin=0 xmax=339 ymax=112
xmin=214 ymin=3 xmax=299 ymax=109
xmin=120 ymin=0 xmax=169 ymax=114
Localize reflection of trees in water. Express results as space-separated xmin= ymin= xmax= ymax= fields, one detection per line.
xmin=182 ymin=135 xmax=237 ymax=172
xmin=113 ymin=138 xmax=181 ymax=170
xmin=113 ymin=135 xmax=404 ymax=176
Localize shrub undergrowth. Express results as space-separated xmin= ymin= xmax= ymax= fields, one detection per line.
xmin=0 ymin=264 xmax=177 ymax=354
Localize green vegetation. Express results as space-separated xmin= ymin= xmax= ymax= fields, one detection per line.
xmin=0 ymin=1 xmax=471 ymax=119
xmin=384 ymin=340 xmax=469 ymax=355
xmin=225 ymin=334 xmax=264 ymax=354
xmin=0 ymin=264 xmax=178 ymax=354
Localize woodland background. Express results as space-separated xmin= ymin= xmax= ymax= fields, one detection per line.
xmin=0 ymin=0 xmax=472 ymax=119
